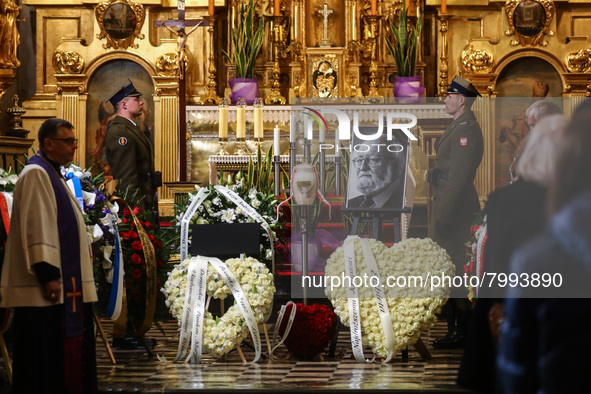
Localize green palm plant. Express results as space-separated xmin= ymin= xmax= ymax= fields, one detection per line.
xmin=385 ymin=2 xmax=423 ymax=77
xmin=223 ymin=0 xmax=265 ymax=79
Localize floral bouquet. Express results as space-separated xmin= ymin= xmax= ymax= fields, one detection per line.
xmin=464 ymin=214 xmax=487 ymax=302
xmin=176 ymin=170 xmax=285 ymax=268
xmin=63 ymin=165 xmax=177 ymax=325
xmin=276 ymin=302 xmax=338 ymax=360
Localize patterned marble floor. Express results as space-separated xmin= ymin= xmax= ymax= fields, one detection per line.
xmin=96 ymin=319 xmax=470 ymax=393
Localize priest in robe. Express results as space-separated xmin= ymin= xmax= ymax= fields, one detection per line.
xmin=0 ymin=118 xmax=98 ymax=393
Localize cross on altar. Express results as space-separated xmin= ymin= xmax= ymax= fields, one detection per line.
xmin=154 ymin=0 xmax=209 ymax=182
xmin=67 ymin=277 xmax=82 ymax=313
xmin=318 ymin=3 xmax=333 ymax=46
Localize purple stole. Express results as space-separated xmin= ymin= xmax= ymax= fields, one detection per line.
xmin=27 ymin=153 xmax=84 ymax=392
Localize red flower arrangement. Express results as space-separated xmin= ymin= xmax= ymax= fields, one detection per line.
xmin=277 ymin=303 xmax=338 ymax=360
xmin=464 ymin=215 xmax=487 ymax=302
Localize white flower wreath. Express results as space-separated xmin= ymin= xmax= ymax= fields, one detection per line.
xmin=163 ymin=256 xmax=275 ymax=358
xmin=324 ymin=238 xmax=455 ymax=357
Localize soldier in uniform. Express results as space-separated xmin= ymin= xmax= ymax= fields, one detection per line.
xmin=428 ymin=76 xmax=484 ymax=349
xmin=103 ymin=81 xmax=160 ymax=214
xmin=104 ymin=81 xmax=161 ymax=349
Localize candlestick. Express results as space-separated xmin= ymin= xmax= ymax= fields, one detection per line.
xmin=290 ymin=111 xmax=296 ymax=142
xmin=441 ymin=0 xmax=446 ymax=14
xmin=209 ymin=0 xmax=215 ymax=16
xmin=319 ymin=125 xmax=325 ymax=144
xmin=254 ymin=98 xmax=264 ymax=139
xmin=370 ymin=0 xmax=376 ymax=15
xmin=236 ymin=98 xmax=246 ymax=139
xmin=218 ymin=98 xmax=228 ymax=139
xmin=274 ymin=125 xmax=280 ymax=156
xmin=200 ymin=15 xmax=222 ymax=105
xmin=274 ymin=0 xmax=281 ymax=16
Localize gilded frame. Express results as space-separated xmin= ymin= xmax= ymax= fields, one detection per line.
xmin=505 ymin=0 xmax=554 ymax=46
xmin=95 ymin=0 xmax=145 ymax=50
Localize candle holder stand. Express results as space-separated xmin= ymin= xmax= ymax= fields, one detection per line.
xmin=217 ymin=137 xmax=230 ymax=155
xmin=273 ymin=155 xmax=281 ymax=196
xmin=234 ymin=138 xmax=250 ymax=155
xmin=437 ymin=14 xmax=450 ymax=97
xmin=364 ymin=14 xmax=383 ymax=98
xmin=265 ymin=16 xmax=287 ymax=105
xmin=200 ymin=15 xmax=222 ymax=105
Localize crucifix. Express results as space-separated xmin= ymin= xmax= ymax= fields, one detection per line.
xmin=154 ymin=0 xmax=209 ymax=182
xmin=67 ymin=277 xmax=82 ymax=313
xmin=318 ymin=3 xmax=333 ymax=47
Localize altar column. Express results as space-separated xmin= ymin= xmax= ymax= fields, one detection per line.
xmin=154 ymin=76 xmax=180 ymax=217
xmin=55 ymin=73 xmax=88 ymax=167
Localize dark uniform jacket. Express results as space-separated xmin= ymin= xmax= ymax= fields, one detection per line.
xmin=430 ymin=109 xmax=483 ymax=269
xmin=104 ymin=116 xmax=155 ymax=211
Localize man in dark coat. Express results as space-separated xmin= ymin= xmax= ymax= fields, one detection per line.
xmin=103 ymin=81 xmax=157 ymax=212
xmin=429 ymin=76 xmax=484 ymax=349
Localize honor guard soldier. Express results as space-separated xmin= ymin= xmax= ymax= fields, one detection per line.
xmin=429 ymin=76 xmax=484 ymax=349
xmin=103 ymin=81 xmax=161 ymax=215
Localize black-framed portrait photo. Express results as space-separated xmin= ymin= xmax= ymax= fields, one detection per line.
xmin=346 ymin=126 xmax=409 ymax=210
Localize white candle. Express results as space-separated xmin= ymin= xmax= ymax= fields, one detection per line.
xmin=320 ymin=125 xmax=325 ymax=144
xmin=335 ymin=126 xmax=339 ymax=150
xmin=236 ymin=105 xmax=246 ymax=139
xmin=290 ymin=111 xmax=296 ymax=142
xmin=294 ymin=4 xmax=298 ymax=41
xmin=352 ymin=4 xmax=356 ymax=41
xmin=254 ymin=99 xmax=264 ymax=139
xmin=274 ymin=125 xmax=281 ymax=156
xmin=219 ymin=107 xmax=228 ymax=139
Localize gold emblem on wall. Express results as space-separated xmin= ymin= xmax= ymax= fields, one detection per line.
xmin=310 ymin=57 xmax=339 ymax=97
xmin=461 ymin=45 xmax=494 ymax=74
xmin=53 ymin=51 xmax=85 ymax=74
xmin=505 ymin=0 xmax=554 ymax=46
xmin=95 ymin=0 xmax=145 ymax=50
xmin=156 ymin=53 xmax=181 ymax=77
xmin=566 ymin=48 xmax=591 ymax=73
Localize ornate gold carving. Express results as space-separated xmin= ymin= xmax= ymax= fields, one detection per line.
xmin=52 ymin=51 xmax=85 ymax=74
xmin=156 ymin=53 xmax=180 ymax=77
xmin=504 ymin=0 xmax=554 ymax=47
xmin=461 ymin=45 xmax=494 ymax=74
xmin=95 ymin=0 xmax=145 ymax=50
xmin=310 ymin=56 xmax=339 ymax=98
xmin=265 ymin=15 xmax=287 ymax=105
xmin=566 ymin=49 xmax=591 ymax=73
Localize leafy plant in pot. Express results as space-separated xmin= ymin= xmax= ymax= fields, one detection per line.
xmin=223 ymin=0 xmax=264 ymax=104
xmin=385 ymin=2 xmax=424 ymax=102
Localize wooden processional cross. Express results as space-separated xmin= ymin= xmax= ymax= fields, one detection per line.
xmin=154 ymin=0 xmax=209 ymax=182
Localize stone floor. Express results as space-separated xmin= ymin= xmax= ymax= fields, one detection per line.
xmin=96 ymin=319 xmax=470 ymax=393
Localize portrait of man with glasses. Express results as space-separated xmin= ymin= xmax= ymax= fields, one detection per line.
xmin=346 ymin=128 xmax=409 ymax=210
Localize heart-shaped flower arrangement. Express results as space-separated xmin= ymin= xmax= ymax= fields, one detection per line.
xmin=324 ymin=237 xmax=454 ymax=358
xmin=276 ymin=302 xmax=338 ymax=360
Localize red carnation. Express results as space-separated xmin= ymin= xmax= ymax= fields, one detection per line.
xmin=133 ymin=207 xmax=142 ymax=215
xmin=119 ymin=231 xmax=129 ymax=239
xmin=121 ymin=218 xmax=127 ymax=224
xmin=131 ymin=253 xmax=142 ymax=265
xmin=131 ymin=269 xmax=142 ymax=279
xmin=132 ymin=241 xmax=143 ymax=251
xmin=123 ymin=208 xmax=131 ymax=218
xmin=128 ymin=230 xmax=138 ymax=239
xmin=144 ymin=221 xmax=154 ymax=230
xmin=153 ymin=239 xmax=162 ymax=249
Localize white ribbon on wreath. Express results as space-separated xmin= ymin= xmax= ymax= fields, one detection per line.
xmin=343 ymin=236 xmax=397 ymax=363
xmin=173 ymin=256 xmax=262 ymax=364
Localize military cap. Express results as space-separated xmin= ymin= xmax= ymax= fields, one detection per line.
xmin=108 ymin=81 xmax=142 ymax=107
xmin=444 ymin=76 xmax=481 ymax=97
